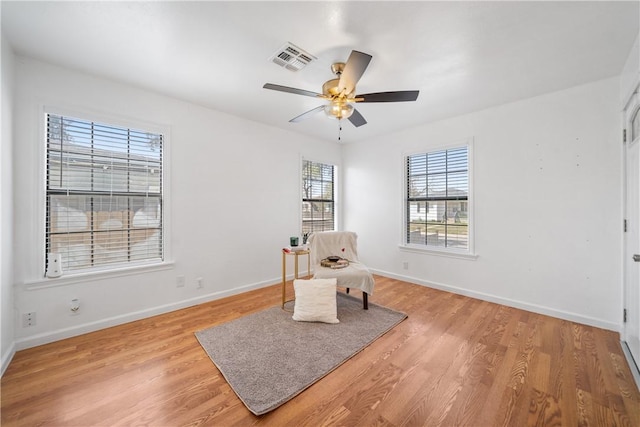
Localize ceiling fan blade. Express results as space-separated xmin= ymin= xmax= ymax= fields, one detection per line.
xmin=348 ymin=109 xmax=367 ymax=127
xmin=338 ymin=50 xmax=372 ymax=95
xmin=289 ymin=105 xmax=325 ymax=123
xmin=357 ymin=90 xmax=420 ymax=102
xmin=263 ymin=83 xmax=322 ymax=98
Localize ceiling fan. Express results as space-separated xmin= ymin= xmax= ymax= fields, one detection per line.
xmin=263 ymin=50 xmax=419 ymax=128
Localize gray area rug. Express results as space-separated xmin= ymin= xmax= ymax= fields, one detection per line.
xmin=195 ymin=292 xmax=407 ymax=415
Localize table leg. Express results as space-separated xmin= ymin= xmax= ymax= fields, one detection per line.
xmin=282 ymin=251 xmax=286 ymax=308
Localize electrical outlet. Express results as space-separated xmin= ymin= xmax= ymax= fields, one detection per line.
xmin=402 ymin=261 xmax=409 ymax=270
xmin=176 ymin=275 xmax=186 ymax=288
xmin=196 ymin=277 xmax=204 ymax=289
xmin=23 ymin=312 xmax=36 ymax=327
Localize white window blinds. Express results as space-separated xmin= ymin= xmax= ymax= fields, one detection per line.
xmin=45 ymin=114 xmax=163 ymax=274
xmin=406 ymin=146 xmax=469 ymax=250
xmin=302 ymin=160 xmax=335 ymax=235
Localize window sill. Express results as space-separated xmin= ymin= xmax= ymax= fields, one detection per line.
xmin=398 ymin=244 xmax=478 ymax=260
xmin=22 ymin=261 xmax=175 ymax=290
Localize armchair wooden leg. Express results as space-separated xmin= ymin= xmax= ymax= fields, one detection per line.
xmin=346 ymin=288 xmax=350 ymax=294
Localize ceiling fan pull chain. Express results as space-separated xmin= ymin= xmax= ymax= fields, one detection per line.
xmin=338 ymin=120 xmax=342 ymax=141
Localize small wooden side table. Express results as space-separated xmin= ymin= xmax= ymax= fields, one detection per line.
xmin=282 ymin=249 xmax=310 ymax=308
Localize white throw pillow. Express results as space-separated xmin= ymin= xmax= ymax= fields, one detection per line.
xmin=292 ymin=278 xmax=339 ymax=324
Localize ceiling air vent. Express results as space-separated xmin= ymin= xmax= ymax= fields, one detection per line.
xmin=269 ymin=42 xmax=316 ymax=72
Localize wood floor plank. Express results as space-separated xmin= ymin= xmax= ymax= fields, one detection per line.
xmin=2 ymin=276 xmax=639 ymax=426
xmin=527 ymin=388 xmax=562 ymax=427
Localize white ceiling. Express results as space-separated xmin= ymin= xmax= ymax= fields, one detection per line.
xmin=2 ymin=1 xmax=638 ymax=143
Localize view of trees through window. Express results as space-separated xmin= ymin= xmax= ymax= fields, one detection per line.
xmin=302 ymin=160 xmax=335 ymax=237
xmin=406 ymin=146 xmax=469 ymax=250
xmin=46 ymin=114 xmax=163 ymax=273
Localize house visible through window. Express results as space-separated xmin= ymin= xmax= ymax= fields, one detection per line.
xmin=45 ymin=113 xmax=164 ymax=274
xmin=406 ymin=146 xmax=469 ymax=250
xmin=302 ymin=159 xmax=335 ymax=236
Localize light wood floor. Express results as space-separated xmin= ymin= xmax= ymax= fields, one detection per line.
xmin=2 ymin=276 xmax=639 ymax=426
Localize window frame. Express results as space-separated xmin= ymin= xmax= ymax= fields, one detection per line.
xmin=33 ymin=106 xmax=172 ymax=286
xmin=301 ymin=157 xmax=338 ymax=237
xmin=400 ymin=139 xmax=476 ymax=259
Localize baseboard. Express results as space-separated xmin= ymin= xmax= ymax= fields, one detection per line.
xmin=371 ymin=269 xmax=620 ymax=332
xmin=13 ymin=277 xmax=281 ymax=351
xmin=12 ymin=268 xmax=618 ymax=353
xmin=1 ymin=341 xmax=16 ymax=377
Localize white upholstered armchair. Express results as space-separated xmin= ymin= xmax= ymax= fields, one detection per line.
xmin=308 ymin=231 xmax=375 ymax=309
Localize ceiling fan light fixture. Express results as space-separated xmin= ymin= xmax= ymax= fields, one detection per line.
xmin=324 ymin=102 xmax=354 ymax=120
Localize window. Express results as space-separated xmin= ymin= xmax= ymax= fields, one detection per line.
xmin=406 ymin=146 xmax=469 ymax=251
xmin=45 ymin=113 xmax=164 ymax=275
xmin=301 ymin=159 xmax=335 ymax=235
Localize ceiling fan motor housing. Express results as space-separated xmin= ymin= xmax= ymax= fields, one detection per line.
xmin=323 ymin=78 xmax=355 ymax=99
xmin=323 ymin=62 xmax=355 ymax=99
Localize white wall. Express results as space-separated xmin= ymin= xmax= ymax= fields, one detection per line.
xmin=1 ymin=34 xmax=16 ymax=373
xmin=343 ymin=77 xmax=623 ymax=331
xmin=620 ymin=33 xmax=640 ymax=104
xmin=11 ymin=57 xmax=341 ymax=349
